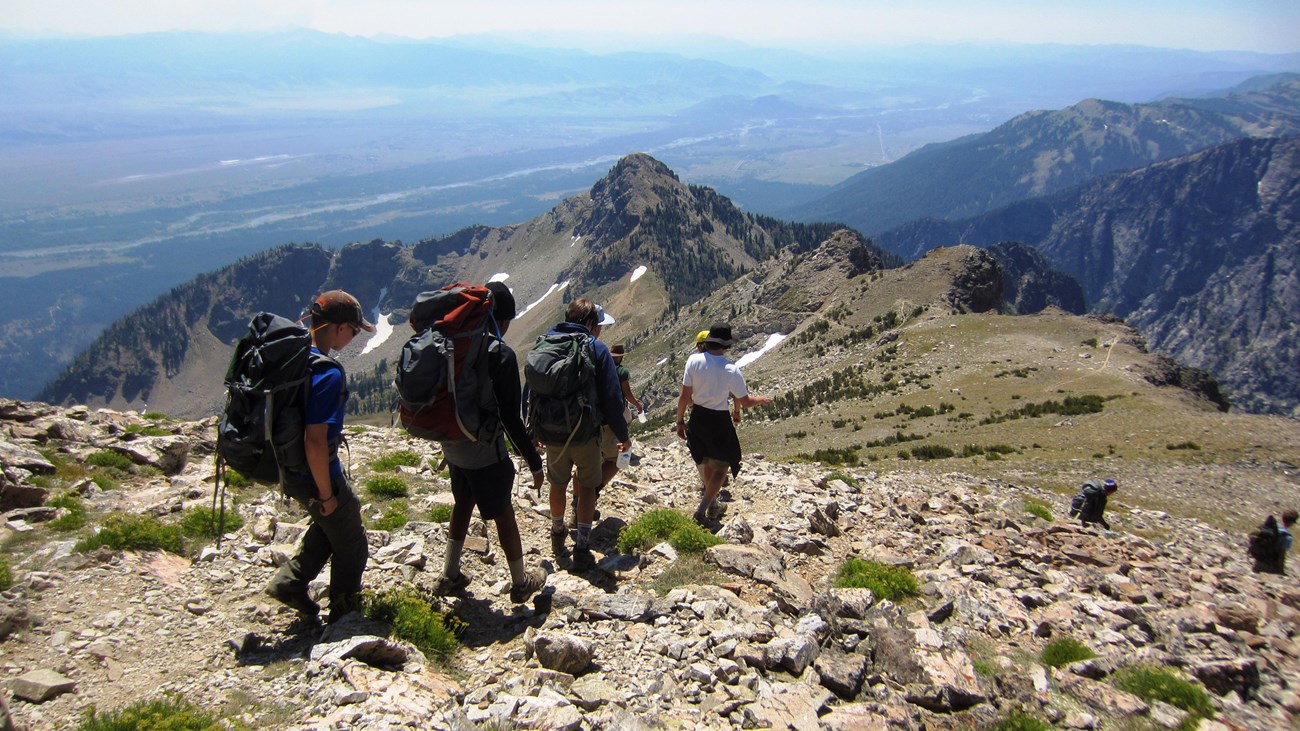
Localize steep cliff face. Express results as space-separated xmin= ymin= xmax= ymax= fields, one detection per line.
xmin=873 ymin=136 xmax=1300 ymax=416
xmin=986 ymin=242 xmax=1086 ymax=315
xmin=1037 ymin=137 xmax=1300 ymax=416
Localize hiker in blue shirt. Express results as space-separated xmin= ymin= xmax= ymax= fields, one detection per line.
xmin=266 ymin=290 xmax=372 ymax=625
xmin=535 ymin=299 xmax=629 ymax=571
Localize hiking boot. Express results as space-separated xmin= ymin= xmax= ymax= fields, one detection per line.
xmin=265 ymin=581 xmax=320 ymax=619
xmin=705 ymin=500 xmax=726 ymax=520
xmin=571 ymin=546 xmax=596 ymax=572
xmin=692 ymin=509 xmax=709 ymax=527
xmin=325 ymin=592 xmax=363 ymax=624
xmin=431 ymin=571 xmax=471 ymax=596
xmin=550 ymin=529 xmax=569 ymax=558
xmin=508 ymin=567 xmax=547 ymax=603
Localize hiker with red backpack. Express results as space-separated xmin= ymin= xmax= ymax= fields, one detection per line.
xmin=395 ymin=282 xmax=548 ymax=603
xmin=264 ymin=290 xmax=373 ymax=625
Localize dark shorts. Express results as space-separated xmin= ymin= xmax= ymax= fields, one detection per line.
xmin=449 ymin=457 xmax=515 ymax=521
xmin=686 ymin=405 xmax=742 ymax=477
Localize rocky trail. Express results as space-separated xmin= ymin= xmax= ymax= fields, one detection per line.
xmin=2 ymin=399 xmax=1299 ymax=730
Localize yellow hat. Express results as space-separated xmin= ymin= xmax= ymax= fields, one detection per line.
xmin=695 ymin=329 xmax=710 ymax=344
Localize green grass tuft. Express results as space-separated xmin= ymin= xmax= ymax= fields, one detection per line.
xmin=74 ymin=513 xmax=185 ymax=555
xmin=0 ymin=554 xmax=11 ymax=591
xmin=1112 ymin=666 xmax=1214 ymax=727
xmin=372 ymin=450 xmax=424 ymax=472
xmin=179 ymin=506 xmax=244 ymax=539
xmin=86 ymin=450 xmax=134 ymax=471
xmin=221 ymin=469 xmax=251 ymax=488
xmin=371 ymin=501 xmax=410 ymax=532
xmin=428 ymin=504 xmax=453 ymax=523
xmin=124 ymin=424 xmax=171 ymax=437
xmin=366 ymin=474 xmax=410 ymax=499
xmin=990 ymin=710 xmax=1053 ymax=731
xmin=1024 ymin=500 xmax=1052 ymax=521
xmin=363 ymin=587 xmax=463 ymax=663
xmin=651 ymin=555 xmax=725 ymax=596
xmin=1040 ymin=637 xmax=1094 ymax=667
xmin=91 ymin=473 xmax=119 ymax=491
xmin=75 ymin=695 xmax=223 ymax=731
xmin=618 ymin=509 xmax=722 ymax=555
xmin=825 ymin=471 xmax=859 ymax=487
xmin=47 ymin=492 xmax=88 ymax=532
xmin=833 ymin=557 xmax=919 ymax=600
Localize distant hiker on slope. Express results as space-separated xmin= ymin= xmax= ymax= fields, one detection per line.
xmin=1251 ymin=509 xmax=1296 ymax=575
xmin=1068 ymin=478 xmax=1118 ymax=530
xmin=266 ymin=290 xmax=372 ymax=625
xmin=676 ymin=323 xmax=771 ymax=528
xmin=526 ymin=298 xmax=629 ymax=571
xmin=610 ymin=343 xmax=645 ymax=426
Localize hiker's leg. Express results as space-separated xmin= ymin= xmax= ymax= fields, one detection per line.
xmin=313 ymin=476 xmax=368 ymax=612
xmin=545 ymin=444 xmax=573 ymax=533
xmin=697 ymin=461 xmax=728 ymax=516
xmin=570 ymin=439 xmax=603 ymax=550
xmin=443 ymin=464 xmax=479 ymax=579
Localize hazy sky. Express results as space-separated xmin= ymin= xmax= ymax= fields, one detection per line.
xmin=4 ymin=0 xmax=1299 ymax=53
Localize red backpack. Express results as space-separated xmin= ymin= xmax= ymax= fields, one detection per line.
xmin=395 ymin=283 xmax=501 ymax=443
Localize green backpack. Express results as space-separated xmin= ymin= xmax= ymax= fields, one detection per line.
xmin=524 ymin=332 xmax=600 ymax=447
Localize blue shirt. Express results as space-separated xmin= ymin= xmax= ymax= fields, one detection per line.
xmin=305 ymin=347 xmax=347 ymax=481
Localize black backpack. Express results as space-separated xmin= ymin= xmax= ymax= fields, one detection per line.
xmin=395 ymin=283 xmax=501 ymax=444
xmin=1068 ymin=480 xmax=1101 ymax=518
xmin=1248 ymin=515 xmax=1283 ymax=562
xmin=524 ymin=331 xmax=600 ymax=447
xmin=213 ymin=313 xmax=341 ymax=542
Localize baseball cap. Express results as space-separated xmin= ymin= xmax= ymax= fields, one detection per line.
xmin=695 ymin=329 xmax=710 ymax=344
xmin=594 ymin=304 xmax=616 ymax=326
xmin=310 ymin=290 xmax=375 ymax=332
xmin=486 ymin=281 xmax=516 ymax=322
xmin=1103 ymin=478 xmax=1118 ymax=491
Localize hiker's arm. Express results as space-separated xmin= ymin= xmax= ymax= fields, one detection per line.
xmin=304 ymin=423 xmax=337 ymax=515
xmin=675 ymin=386 xmax=693 ymax=440
xmin=493 ymin=346 xmax=543 ymax=475
xmin=620 ymin=378 xmax=643 ymax=413
xmin=735 ymin=393 xmax=771 ymax=409
xmin=595 ymin=347 xmax=630 ymax=442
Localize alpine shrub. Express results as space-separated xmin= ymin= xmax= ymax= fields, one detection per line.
xmin=1041 ymin=637 xmax=1094 ymax=667
xmin=1024 ymin=500 xmax=1052 ymax=521
xmin=1112 ymin=666 xmax=1214 ymax=725
xmin=0 ymin=555 xmax=11 ymax=591
xmin=428 ymin=504 xmax=453 ymax=523
xmin=618 ymin=509 xmax=721 ymax=554
xmin=366 ymin=475 xmax=410 ymax=499
xmin=371 ymin=501 xmax=410 ymax=532
xmin=372 ymin=450 xmax=423 ymax=471
xmin=363 ymin=587 xmax=463 ymax=662
xmin=834 ymin=557 xmax=919 ymax=600
xmin=47 ymin=493 xmax=88 ymax=532
xmin=75 ymin=695 xmax=223 ymax=731
xmin=86 ymin=450 xmax=134 ymax=471
xmin=179 ymin=506 xmax=244 ymax=539
xmin=74 ymin=513 xmax=184 ymax=555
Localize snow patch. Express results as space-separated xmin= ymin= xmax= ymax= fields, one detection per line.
xmin=360 ymin=288 xmax=395 ymax=356
xmin=656 ymin=357 xmax=669 ymax=366
xmin=630 ymin=265 xmax=648 ymax=282
xmin=735 ymin=333 xmax=787 ymax=369
xmin=521 ymin=280 xmax=570 ymax=317
xmin=570 ymin=235 xmax=582 ymax=247
xmin=488 ymin=272 xmax=509 ymax=283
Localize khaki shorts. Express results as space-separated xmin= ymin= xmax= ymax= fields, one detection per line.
xmin=544 ymin=437 xmax=602 ymax=490
xmin=600 ymin=425 xmax=621 ymax=462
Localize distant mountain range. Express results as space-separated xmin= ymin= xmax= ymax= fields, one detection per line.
xmin=790 ymin=78 xmax=1300 ymax=235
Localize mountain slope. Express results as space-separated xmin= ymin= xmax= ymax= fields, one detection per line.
xmin=874 ymin=136 xmax=1300 ymax=416
xmin=791 ymin=79 xmax=1300 ymax=235
xmin=38 ymin=154 xmax=868 ymax=419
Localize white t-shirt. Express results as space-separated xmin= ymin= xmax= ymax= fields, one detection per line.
xmin=682 ymin=352 xmax=748 ymax=411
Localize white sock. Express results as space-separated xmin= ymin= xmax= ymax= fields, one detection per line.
xmin=443 ymin=539 xmax=464 ymax=578
xmin=508 ymin=557 xmax=527 ymax=585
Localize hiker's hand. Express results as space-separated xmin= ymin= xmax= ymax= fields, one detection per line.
xmin=531 ymin=468 xmax=544 ymax=494
xmin=732 ymin=411 xmax=741 ymax=424
xmin=317 ymin=494 xmax=338 ymax=517
xmin=675 ymin=419 xmax=687 ymax=440
xmin=618 ymin=441 xmax=630 ymax=453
